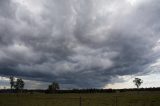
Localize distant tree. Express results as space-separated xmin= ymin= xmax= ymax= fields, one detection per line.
xmin=133 ymin=78 xmax=143 ymax=88
xmin=48 ymin=82 xmax=60 ymax=93
xmin=14 ymin=78 xmax=25 ymax=92
xmin=9 ymin=76 xmax=15 ymax=90
xmin=3 ymin=86 xmax=6 ymax=89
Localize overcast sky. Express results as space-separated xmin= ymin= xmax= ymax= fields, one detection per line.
xmin=0 ymin=0 xmax=160 ymax=89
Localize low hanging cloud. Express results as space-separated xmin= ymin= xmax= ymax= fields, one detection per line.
xmin=0 ymin=0 xmax=160 ymax=88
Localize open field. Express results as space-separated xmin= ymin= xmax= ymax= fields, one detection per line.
xmin=0 ymin=91 xmax=160 ymax=106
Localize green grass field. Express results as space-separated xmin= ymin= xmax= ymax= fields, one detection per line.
xmin=0 ymin=91 xmax=160 ymax=106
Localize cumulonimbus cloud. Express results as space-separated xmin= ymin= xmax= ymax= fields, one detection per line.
xmin=0 ymin=0 xmax=160 ymax=88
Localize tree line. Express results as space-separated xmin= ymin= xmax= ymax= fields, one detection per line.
xmin=9 ymin=76 xmax=60 ymax=93
xmin=7 ymin=76 xmax=143 ymax=93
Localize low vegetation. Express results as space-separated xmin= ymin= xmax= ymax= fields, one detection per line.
xmin=0 ymin=91 xmax=160 ymax=106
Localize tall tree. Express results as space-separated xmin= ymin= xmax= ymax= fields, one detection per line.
xmin=9 ymin=76 xmax=15 ymax=89
xmin=48 ymin=82 xmax=60 ymax=93
xmin=14 ymin=78 xmax=25 ymax=91
xmin=133 ymin=78 xmax=143 ymax=88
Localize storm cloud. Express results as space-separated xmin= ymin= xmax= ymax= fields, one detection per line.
xmin=0 ymin=0 xmax=160 ymax=88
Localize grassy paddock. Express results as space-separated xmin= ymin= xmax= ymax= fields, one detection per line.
xmin=0 ymin=91 xmax=160 ymax=106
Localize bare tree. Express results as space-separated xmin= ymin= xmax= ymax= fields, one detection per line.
xmin=133 ymin=78 xmax=143 ymax=88
xmin=9 ymin=76 xmax=15 ymax=90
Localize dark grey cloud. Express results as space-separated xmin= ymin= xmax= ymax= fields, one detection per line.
xmin=0 ymin=0 xmax=160 ymax=89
